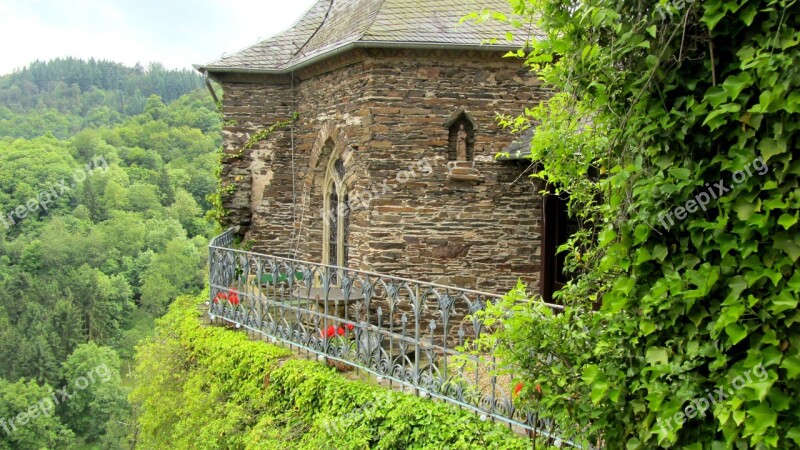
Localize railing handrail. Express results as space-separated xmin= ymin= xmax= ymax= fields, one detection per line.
xmin=209 ymin=228 xmax=565 ymax=312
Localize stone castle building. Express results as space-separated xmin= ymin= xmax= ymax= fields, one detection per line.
xmin=198 ymin=0 xmax=568 ymax=300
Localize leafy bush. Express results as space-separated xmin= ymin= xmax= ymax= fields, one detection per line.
xmin=467 ymin=0 xmax=800 ymax=448
xmin=130 ymin=293 xmax=532 ymax=449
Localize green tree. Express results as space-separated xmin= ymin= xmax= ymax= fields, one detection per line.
xmin=64 ymin=265 xmax=133 ymax=343
xmin=0 ymin=378 xmax=75 ymax=449
xmin=139 ymin=238 xmax=203 ymax=315
xmin=60 ymin=342 xmax=127 ymax=442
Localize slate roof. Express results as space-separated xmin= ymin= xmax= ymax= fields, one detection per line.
xmin=199 ymin=0 xmax=539 ymax=74
xmin=497 ymin=128 xmax=534 ymax=160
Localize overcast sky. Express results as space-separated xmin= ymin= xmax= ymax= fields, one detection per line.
xmin=0 ymin=0 xmax=318 ymax=75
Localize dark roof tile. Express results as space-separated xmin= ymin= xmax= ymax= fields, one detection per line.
xmin=201 ymin=0 xmax=540 ymax=73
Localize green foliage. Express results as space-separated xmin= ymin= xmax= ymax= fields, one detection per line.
xmin=130 ymin=293 xmax=531 ymax=450
xmin=468 ymin=0 xmax=800 ymax=448
xmin=0 ymin=58 xmax=204 ymax=139
xmin=243 ymin=112 xmax=299 ymax=150
xmin=0 ymin=379 xmax=75 ymax=449
xmin=0 ymin=58 xmax=223 ymax=447
xmin=60 ymin=342 xmax=127 ymax=441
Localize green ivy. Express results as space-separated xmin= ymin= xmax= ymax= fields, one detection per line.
xmin=204 ymin=146 xmax=227 ymax=227
xmin=467 ymin=0 xmax=800 ymax=448
xmin=130 ymin=293 xmax=535 ymax=449
xmin=244 ymin=112 xmax=299 ymax=150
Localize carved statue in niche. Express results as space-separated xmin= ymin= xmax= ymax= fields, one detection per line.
xmin=456 ymin=123 xmax=469 ymax=161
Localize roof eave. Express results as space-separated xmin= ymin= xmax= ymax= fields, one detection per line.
xmin=197 ymin=40 xmax=521 ymax=77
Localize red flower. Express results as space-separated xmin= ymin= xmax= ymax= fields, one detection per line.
xmin=514 ymin=383 xmax=524 ymax=396
xmin=535 ymin=384 xmax=542 ymax=394
xmin=345 ymin=324 xmax=354 ymax=331
xmin=337 ymin=327 xmax=345 ymax=336
xmin=214 ymin=292 xmax=228 ymax=304
xmin=328 ymin=325 xmax=336 ymax=336
xmin=228 ymin=291 xmax=240 ymax=306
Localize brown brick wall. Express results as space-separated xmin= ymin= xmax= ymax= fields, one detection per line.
xmin=216 ymin=49 xmax=548 ymax=293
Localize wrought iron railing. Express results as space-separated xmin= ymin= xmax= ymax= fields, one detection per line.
xmin=208 ymin=228 xmax=594 ymax=448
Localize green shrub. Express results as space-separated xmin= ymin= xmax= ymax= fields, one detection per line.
xmin=468 ymin=0 xmax=800 ymax=448
xmin=130 ymin=293 xmax=531 ymax=449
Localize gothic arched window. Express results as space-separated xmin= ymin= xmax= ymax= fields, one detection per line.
xmin=323 ymin=155 xmax=349 ymax=271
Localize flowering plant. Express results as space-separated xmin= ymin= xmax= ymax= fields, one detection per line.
xmin=213 ymin=288 xmax=240 ymax=306
xmin=320 ymin=323 xmax=356 ymax=372
xmin=320 ymin=323 xmax=354 ymax=339
xmin=512 ymin=382 xmax=542 ymax=400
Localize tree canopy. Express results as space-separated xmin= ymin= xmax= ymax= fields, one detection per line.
xmin=0 ymin=58 xmax=221 ymax=448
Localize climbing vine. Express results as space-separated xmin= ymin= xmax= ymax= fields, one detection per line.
xmin=467 ymin=0 xmax=800 ymax=448
xmin=207 ymin=113 xmax=299 ymax=227
xmin=244 ymin=112 xmax=300 ymax=150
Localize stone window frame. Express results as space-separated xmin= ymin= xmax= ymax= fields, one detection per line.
xmin=302 ymin=121 xmax=356 ymax=286
xmin=322 ymin=148 xmax=349 ymax=271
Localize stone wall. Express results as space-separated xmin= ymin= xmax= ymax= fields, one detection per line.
xmin=215 ymin=49 xmax=549 ymax=293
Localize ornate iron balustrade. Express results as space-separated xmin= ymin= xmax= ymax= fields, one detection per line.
xmin=209 ymin=228 xmax=594 ymax=448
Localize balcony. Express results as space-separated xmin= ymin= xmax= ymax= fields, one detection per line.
xmin=208 ymin=228 xmax=591 ymax=448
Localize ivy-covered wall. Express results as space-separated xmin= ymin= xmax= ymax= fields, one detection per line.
xmin=129 ymin=293 xmax=531 ymax=449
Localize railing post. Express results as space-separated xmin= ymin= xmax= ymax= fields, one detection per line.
xmin=414 ymin=282 xmax=420 ymax=396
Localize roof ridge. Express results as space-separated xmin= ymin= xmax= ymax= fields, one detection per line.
xmin=199 ymin=0 xmax=537 ymax=74
xmin=291 ymin=0 xmax=335 ymax=61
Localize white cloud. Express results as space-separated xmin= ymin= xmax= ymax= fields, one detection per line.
xmin=0 ymin=0 xmax=318 ymax=74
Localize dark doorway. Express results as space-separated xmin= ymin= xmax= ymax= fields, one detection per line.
xmin=540 ymin=188 xmax=578 ymax=303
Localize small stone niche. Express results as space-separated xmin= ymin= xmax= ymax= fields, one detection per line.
xmin=444 ymin=108 xmax=481 ymax=181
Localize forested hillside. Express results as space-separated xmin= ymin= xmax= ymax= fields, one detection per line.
xmin=0 ymin=57 xmax=206 ymax=139
xmin=0 ymin=58 xmax=220 ymax=449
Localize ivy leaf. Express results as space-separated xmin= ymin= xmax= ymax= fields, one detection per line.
xmin=745 ymin=380 xmax=774 ymax=402
xmin=646 ymin=25 xmax=657 ymax=38
xmin=744 ymin=404 xmax=777 ymax=436
xmin=703 ymin=108 xmax=729 ymax=130
xmin=598 ymin=227 xmax=617 ymax=247
xmin=646 ymin=347 xmax=669 ymax=366
xmin=669 ymin=168 xmax=691 ymax=180
xmin=789 ymin=272 xmax=800 ymax=291
xmin=734 ymin=197 xmax=758 ymax=220
xmin=582 ymin=364 xmax=600 ymax=383
xmin=702 ymin=8 xmax=727 ymax=30
xmin=775 ymin=232 xmax=800 ymax=262
xmin=725 ymin=323 xmax=748 ymax=345
xmin=590 ymin=380 xmax=609 ymax=404
xmin=768 ymin=291 xmax=798 ymax=315
xmin=788 ymin=427 xmax=800 ymax=445
xmin=653 ymin=245 xmax=668 ymax=261
xmin=713 ymin=304 xmax=745 ymax=334
xmin=722 ymin=72 xmax=752 ymax=101
xmin=758 ymin=137 xmax=787 ymax=163
xmin=726 ymin=276 xmax=747 ymax=302
xmin=787 ymin=91 xmax=800 ymax=114
xmin=780 ymin=355 xmax=800 ymax=379
xmin=704 ymin=86 xmax=728 ymax=108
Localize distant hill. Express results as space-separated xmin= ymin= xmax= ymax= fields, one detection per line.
xmin=0 ymin=57 xmax=205 ymax=138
